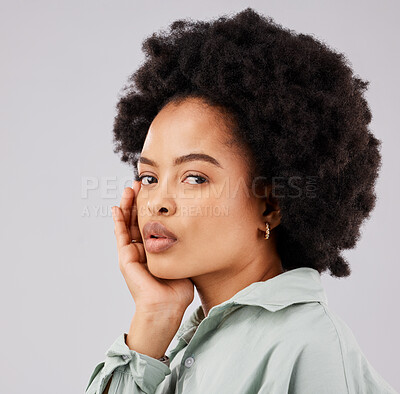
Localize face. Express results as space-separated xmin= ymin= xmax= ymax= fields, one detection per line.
xmin=136 ymin=97 xmax=266 ymax=281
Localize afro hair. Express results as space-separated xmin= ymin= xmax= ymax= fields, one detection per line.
xmin=112 ymin=7 xmax=382 ymax=278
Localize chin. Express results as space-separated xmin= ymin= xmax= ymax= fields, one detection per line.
xmin=146 ymin=258 xmax=180 ymax=279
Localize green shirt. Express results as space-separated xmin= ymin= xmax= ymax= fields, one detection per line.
xmin=85 ymin=267 xmax=397 ymax=393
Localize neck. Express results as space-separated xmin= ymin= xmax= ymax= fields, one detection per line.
xmin=192 ymin=251 xmax=284 ymax=318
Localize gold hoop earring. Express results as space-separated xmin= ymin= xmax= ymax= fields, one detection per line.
xmin=264 ymin=222 xmax=270 ymax=240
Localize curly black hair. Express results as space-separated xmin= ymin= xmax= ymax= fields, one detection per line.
xmin=112 ymin=8 xmax=382 ymax=278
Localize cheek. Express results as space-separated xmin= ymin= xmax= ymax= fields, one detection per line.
xmin=185 ymin=197 xmax=244 ymax=248
xmin=136 ymin=196 xmax=147 ymax=219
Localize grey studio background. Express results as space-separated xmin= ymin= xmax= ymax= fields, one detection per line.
xmin=1 ymin=1 xmax=399 ymax=393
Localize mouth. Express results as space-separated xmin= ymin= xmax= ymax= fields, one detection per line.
xmin=144 ymin=237 xmax=178 ymax=253
xmin=149 ymin=234 xmax=177 ymax=240
xmin=142 ymin=221 xmax=178 ymax=248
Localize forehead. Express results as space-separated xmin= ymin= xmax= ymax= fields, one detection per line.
xmin=141 ymin=98 xmax=234 ymax=155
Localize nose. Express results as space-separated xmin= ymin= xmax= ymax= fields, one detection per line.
xmin=146 ymin=184 xmax=177 ymax=216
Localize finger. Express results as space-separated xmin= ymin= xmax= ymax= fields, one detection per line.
xmin=112 ymin=206 xmax=131 ymax=249
xmin=120 ymin=187 xmax=134 ymax=230
xmin=130 ymin=181 xmax=143 ymax=242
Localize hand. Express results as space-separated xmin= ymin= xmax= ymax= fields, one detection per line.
xmin=112 ymin=181 xmax=194 ymax=316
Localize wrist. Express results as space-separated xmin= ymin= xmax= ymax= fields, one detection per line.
xmin=126 ymin=311 xmax=183 ymax=359
xmin=135 ymin=304 xmax=186 ymax=319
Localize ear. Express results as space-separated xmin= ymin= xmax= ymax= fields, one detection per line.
xmin=257 ymin=184 xmax=281 ymax=231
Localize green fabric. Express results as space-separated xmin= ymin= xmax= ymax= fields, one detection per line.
xmin=85 ymin=267 xmax=397 ymax=393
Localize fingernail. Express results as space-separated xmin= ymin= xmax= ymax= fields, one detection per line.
xmin=112 ymin=206 xmax=116 ymax=218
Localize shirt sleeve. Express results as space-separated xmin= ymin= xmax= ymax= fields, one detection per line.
xmin=267 ymin=331 xmax=398 ymax=394
xmin=284 ymin=339 xmax=350 ymax=394
xmin=255 ymin=329 xmax=350 ymax=394
xmin=85 ymin=333 xmax=172 ymax=394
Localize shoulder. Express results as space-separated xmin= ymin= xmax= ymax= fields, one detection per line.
xmin=256 ymin=302 xmax=349 ymax=368
xmin=227 ymin=302 xmax=347 ymax=370
xmin=314 ymin=304 xmax=397 ymax=394
xmin=229 ymin=302 xmax=350 ymax=393
xmin=284 ymin=303 xmax=350 ymax=390
xmin=254 ymin=302 xmax=397 ymax=394
xmin=241 ymin=301 xmax=342 ymax=350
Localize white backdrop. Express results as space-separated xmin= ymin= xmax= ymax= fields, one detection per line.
xmin=1 ymin=1 xmax=399 ymax=392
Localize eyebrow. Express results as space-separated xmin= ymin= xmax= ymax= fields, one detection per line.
xmin=137 ymin=153 xmax=223 ymax=169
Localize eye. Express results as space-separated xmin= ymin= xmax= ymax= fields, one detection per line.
xmin=137 ymin=173 xmax=208 ymax=186
xmin=138 ymin=175 xmax=157 ymax=185
xmin=184 ymin=173 xmax=208 ymax=185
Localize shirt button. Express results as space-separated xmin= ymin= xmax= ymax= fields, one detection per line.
xmin=121 ymin=355 xmax=129 ymax=361
xmin=184 ymin=356 xmax=195 ymax=368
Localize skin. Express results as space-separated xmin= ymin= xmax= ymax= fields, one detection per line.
xmin=133 ymin=97 xmax=284 ymax=317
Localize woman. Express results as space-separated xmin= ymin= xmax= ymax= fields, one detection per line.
xmin=85 ymin=8 xmax=397 ymax=394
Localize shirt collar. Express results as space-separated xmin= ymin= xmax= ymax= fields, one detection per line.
xmin=175 ymin=267 xmax=328 ymax=342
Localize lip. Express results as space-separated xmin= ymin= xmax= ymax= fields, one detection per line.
xmin=144 ymin=237 xmax=178 ymax=253
xmin=143 ymin=221 xmax=178 ymax=241
xmin=142 ymin=221 xmax=178 ymax=253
